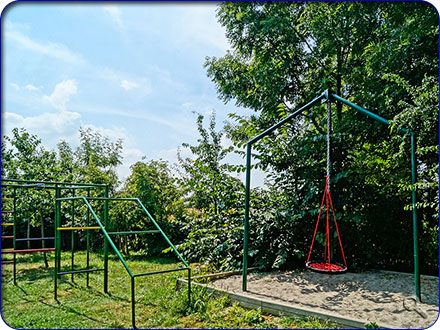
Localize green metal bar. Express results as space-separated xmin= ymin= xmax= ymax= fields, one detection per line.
xmin=86 ymin=188 xmax=90 ymax=287
xmin=85 ymin=197 xmax=139 ymax=201
xmin=71 ymin=230 xmax=74 ymax=282
xmin=135 ymin=199 xmax=189 ymax=268
xmin=107 ymin=230 xmax=160 ymax=235
xmin=71 ymin=190 xmax=75 ymax=282
xmin=133 ymin=267 xmax=188 ymax=277
xmin=2 ymin=178 xmax=107 ymax=188
xmin=103 ymin=186 xmax=109 ymax=293
xmin=58 ymin=268 xmax=104 ymax=276
xmin=12 ymin=187 xmax=16 ymax=285
xmin=242 ymin=143 xmax=251 ymax=291
xmin=131 ymin=277 xmax=136 ymax=328
xmin=411 ymin=133 xmax=421 ymax=301
xmin=80 ymin=197 xmax=133 ymax=277
xmin=248 ymin=92 xmax=326 ymax=145
xmin=27 ymin=219 xmax=30 ymax=249
xmin=187 ymin=268 xmax=191 ymax=308
xmin=331 ymin=93 xmax=409 ymax=134
xmin=54 ymin=185 xmax=60 ymax=300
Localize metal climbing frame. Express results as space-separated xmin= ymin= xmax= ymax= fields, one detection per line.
xmin=54 ymin=195 xmax=191 ymax=328
xmin=241 ymin=89 xmax=420 ymax=301
xmin=1 ymin=178 xmax=104 ymax=284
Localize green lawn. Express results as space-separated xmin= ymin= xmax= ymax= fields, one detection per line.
xmin=1 ymin=251 xmax=340 ymax=329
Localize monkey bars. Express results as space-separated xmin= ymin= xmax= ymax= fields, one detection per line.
xmin=242 ymin=89 xmax=420 ymax=301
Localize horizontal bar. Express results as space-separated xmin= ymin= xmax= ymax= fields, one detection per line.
xmin=57 ymin=227 xmax=101 ymax=231
xmin=1 ymin=223 xmax=14 ymax=226
xmin=15 ymin=237 xmax=55 ymax=242
xmin=1 ymin=248 xmax=14 ymax=251
xmin=107 ymin=230 xmax=160 ymax=235
xmin=1 ymin=198 xmax=13 ymax=201
xmin=62 ymin=185 xmax=97 ymax=190
xmin=1 ymin=260 xmax=14 ymax=264
xmin=1 ymin=178 xmax=107 ymax=188
xmin=1 ymin=236 xmax=13 ymax=239
xmin=133 ymin=267 xmax=188 ymax=277
xmin=1 ymin=210 xmax=14 ymax=213
xmin=57 ymin=196 xmax=138 ymax=202
xmin=2 ymin=248 xmax=55 ymax=254
xmin=331 ymin=93 xmax=410 ymax=134
xmin=1 ymin=183 xmax=45 ymax=189
xmin=57 ymin=268 xmax=105 ymax=276
xmin=248 ymin=92 xmax=326 ymax=145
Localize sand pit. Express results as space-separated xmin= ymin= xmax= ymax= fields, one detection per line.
xmin=209 ymin=270 xmax=438 ymax=328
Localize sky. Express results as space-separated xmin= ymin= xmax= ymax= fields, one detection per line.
xmin=1 ymin=2 xmax=266 ymax=186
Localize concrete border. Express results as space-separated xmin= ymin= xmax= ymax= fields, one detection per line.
xmin=178 ymin=270 xmax=397 ymax=329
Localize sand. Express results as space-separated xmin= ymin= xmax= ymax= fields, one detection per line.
xmin=210 ymin=270 xmax=439 ymax=329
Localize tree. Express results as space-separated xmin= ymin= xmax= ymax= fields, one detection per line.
xmin=204 ymin=2 xmax=438 ymax=273
xmin=178 ymin=111 xmax=243 ymax=215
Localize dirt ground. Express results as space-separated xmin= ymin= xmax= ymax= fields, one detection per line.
xmin=210 ymin=270 xmax=439 ymax=328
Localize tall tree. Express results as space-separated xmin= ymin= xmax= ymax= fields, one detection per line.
xmin=205 ymin=2 xmax=438 ymax=272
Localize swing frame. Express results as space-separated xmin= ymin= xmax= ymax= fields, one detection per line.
xmin=241 ymin=89 xmax=420 ymax=301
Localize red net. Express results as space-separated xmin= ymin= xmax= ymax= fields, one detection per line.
xmin=307 ymin=262 xmax=346 ymax=272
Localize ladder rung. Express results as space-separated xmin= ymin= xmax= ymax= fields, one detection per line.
xmin=57 ymin=226 xmax=101 ymax=231
xmin=2 ymin=248 xmax=55 ymax=254
xmin=1 ymin=248 xmax=14 ymax=251
xmin=1 ymin=236 xmax=13 ymax=239
xmin=1 ymin=223 xmax=14 ymax=226
xmin=1 ymin=210 xmax=14 ymax=214
xmin=15 ymin=237 xmax=55 ymax=242
xmin=1 ymin=198 xmax=13 ymax=201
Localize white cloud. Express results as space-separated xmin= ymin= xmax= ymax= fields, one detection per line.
xmin=120 ymin=79 xmax=139 ymax=91
xmin=24 ymin=84 xmax=40 ymax=91
xmin=10 ymin=83 xmax=19 ymax=90
xmin=99 ymin=68 xmax=152 ymax=95
xmin=4 ymin=110 xmax=81 ymax=147
xmin=103 ymin=5 xmax=124 ymax=29
xmin=44 ymin=80 xmax=78 ymax=112
xmin=5 ymin=30 xmax=85 ymax=66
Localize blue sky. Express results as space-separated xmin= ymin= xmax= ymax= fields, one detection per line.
xmin=2 ymin=2 xmax=265 ymax=185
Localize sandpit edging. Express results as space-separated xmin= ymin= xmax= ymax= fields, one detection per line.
xmin=177 ymin=275 xmax=393 ymax=329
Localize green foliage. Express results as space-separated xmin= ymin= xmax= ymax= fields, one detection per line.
xmin=178 ymin=111 xmax=244 ymax=215
xmin=205 ymin=2 xmax=438 ymax=274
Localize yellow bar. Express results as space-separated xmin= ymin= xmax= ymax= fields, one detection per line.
xmin=1 ymin=223 xmax=14 ymax=226
xmin=1 ymin=198 xmax=13 ymax=201
xmin=57 ymin=226 xmax=101 ymax=231
xmin=1 ymin=248 xmax=14 ymax=251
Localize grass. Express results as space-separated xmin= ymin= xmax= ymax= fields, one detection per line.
xmin=1 ymin=251 xmax=342 ymax=329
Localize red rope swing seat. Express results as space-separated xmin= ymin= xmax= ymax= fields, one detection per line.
xmin=306 ymin=176 xmax=347 ymax=274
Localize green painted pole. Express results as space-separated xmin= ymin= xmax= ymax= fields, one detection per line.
xmin=187 ymin=268 xmax=191 ymax=308
xmin=103 ymin=186 xmax=109 ymax=293
xmin=86 ymin=188 xmax=90 ymax=287
xmin=411 ymin=133 xmax=421 ymax=301
xmin=54 ymin=185 xmax=60 ymax=300
xmin=71 ymin=190 xmax=75 ymax=282
xmin=131 ymin=276 xmax=136 ymax=328
xmin=242 ymin=143 xmax=252 ymax=291
xmin=13 ymin=187 xmax=16 ymax=285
